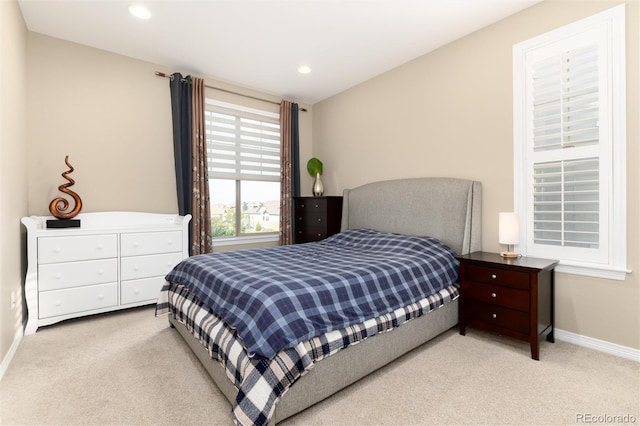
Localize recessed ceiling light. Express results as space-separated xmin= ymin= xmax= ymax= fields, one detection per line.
xmin=297 ymin=66 xmax=312 ymax=74
xmin=129 ymin=4 xmax=152 ymax=20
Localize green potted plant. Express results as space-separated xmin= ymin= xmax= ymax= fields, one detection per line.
xmin=306 ymin=157 xmax=324 ymax=196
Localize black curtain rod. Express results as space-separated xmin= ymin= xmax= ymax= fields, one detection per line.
xmin=155 ymin=71 xmax=307 ymax=111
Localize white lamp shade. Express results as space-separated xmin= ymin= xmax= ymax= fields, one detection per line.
xmin=499 ymin=212 xmax=520 ymax=245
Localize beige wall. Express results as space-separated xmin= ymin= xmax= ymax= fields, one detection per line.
xmin=0 ymin=0 xmax=29 ymax=364
xmin=313 ymin=0 xmax=639 ymax=349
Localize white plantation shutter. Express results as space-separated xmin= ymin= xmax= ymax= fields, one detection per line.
xmin=530 ymin=45 xmax=601 ymax=250
xmin=532 ymin=46 xmax=599 ymax=152
xmin=205 ymin=99 xmax=280 ymax=182
xmin=513 ymin=5 xmax=626 ymax=279
xmin=532 ymin=158 xmax=599 ymax=248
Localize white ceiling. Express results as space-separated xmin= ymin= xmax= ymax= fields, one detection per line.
xmin=18 ymin=0 xmax=541 ymax=105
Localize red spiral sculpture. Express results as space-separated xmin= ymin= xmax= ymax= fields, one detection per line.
xmin=49 ymin=155 xmax=83 ymax=219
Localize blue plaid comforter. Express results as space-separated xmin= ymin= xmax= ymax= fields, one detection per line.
xmin=164 ymin=228 xmax=459 ymax=359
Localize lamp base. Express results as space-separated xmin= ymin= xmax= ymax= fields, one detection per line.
xmin=500 ymin=251 xmax=520 ymax=258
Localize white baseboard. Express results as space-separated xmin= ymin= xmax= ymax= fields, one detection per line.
xmin=0 ymin=332 xmax=23 ymax=382
xmin=555 ymin=328 xmax=639 ymax=362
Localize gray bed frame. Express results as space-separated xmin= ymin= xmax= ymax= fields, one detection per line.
xmin=168 ymin=177 xmax=482 ymax=424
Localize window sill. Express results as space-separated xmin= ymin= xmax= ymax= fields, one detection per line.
xmin=213 ymin=233 xmax=279 ymax=247
xmin=555 ymin=262 xmax=631 ymax=281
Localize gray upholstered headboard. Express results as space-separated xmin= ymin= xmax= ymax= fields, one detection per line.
xmin=340 ymin=177 xmax=481 ymax=255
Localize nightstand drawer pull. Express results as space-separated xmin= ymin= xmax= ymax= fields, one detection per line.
xmin=491 ymin=292 xmax=497 ymax=298
xmin=491 ymin=274 xmax=497 ymax=279
xmin=492 ymin=313 xmax=497 ymax=319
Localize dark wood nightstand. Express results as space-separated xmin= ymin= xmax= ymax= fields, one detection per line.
xmin=457 ymin=251 xmax=558 ymax=360
xmin=293 ymin=196 xmax=343 ymax=244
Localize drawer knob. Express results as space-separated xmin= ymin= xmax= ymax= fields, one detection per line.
xmin=301 ymin=204 xmax=305 ymax=208
xmin=491 ymin=274 xmax=497 ymax=279
xmin=491 ymin=292 xmax=497 ymax=298
xmin=134 ymin=289 xmax=140 ymax=295
xmin=167 ymin=240 xmax=173 ymax=246
xmin=492 ymin=313 xmax=497 ymax=319
xmin=54 ymin=247 xmax=62 ymax=253
xmin=314 ymin=204 xmax=319 ymax=208
xmin=97 ymin=269 xmax=104 ymax=275
xmin=54 ymin=273 xmax=62 ymax=280
xmin=54 ymin=300 xmax=62 ymax=307
xmin=98 ymin=294 xmax=104 ymax=300
xmin=317 ymin=233 xmax=322 ymax=237
xmin=133 ymin=265 xmax=140 ymax=271
xmin=317 ymin=218 xmax=322 ymax=222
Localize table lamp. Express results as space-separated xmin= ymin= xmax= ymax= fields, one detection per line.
xmin=499 ymin=212 xmax=520 ymax=258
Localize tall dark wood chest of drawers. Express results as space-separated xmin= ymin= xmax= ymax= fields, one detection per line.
xmin=293 ymin=196 xmax=343 ymax=243
xmin=457 ymin=251 xmax=558 ymax=360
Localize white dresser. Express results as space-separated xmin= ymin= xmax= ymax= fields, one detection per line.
xmin=21 ymin=212 xmax=191 ymax=335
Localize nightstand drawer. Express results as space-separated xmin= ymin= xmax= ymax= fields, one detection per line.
xmin=461 ymin=281 xmax=529 ymax=312
xmin=466 ymin=301 xmax=529 ymax=335
xmin=464 ymin=264 xmax=529 ymax=290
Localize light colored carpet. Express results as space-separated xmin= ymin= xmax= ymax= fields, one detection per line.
xmin=0 ymin=306 xmax=638 ymax=425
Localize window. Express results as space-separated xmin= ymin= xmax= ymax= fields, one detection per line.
xmin=205 ymin=98 xmax=280 ymax=241
xmin=513 ymin=5 xmax=627 ymax=280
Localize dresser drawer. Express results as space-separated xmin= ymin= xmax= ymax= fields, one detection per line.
xmin=38 ymin=282 xmax=118 ymax=319
xmin=296 ymin=227 xmax=328 ymax=243
xmin=461 ymin=281 xmax=529 ymax=312
xmin=120 ymin=252 xmax=184 ymax=281
xmin=465 ymin=300 xmax=530 ymax=335
xmin=464 ymin=264 xmax=530 ymax=290
xmin=38 ymin=234 xmax=117 ymax=264
xmin=39 ymin=258 xmax=118 ymax=291
xmin=295 ymin=198 xmax=327 ymax=213
xmin=121 ymin=231 xmax=182 ymax=257
xmin=121 ymin=277 xmax=164 ymax=305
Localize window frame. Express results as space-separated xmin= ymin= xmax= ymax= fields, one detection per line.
xmin=204 ymin=96 xmax=281 ymax=244
xmin=512 ymin=5 xmax=628 ymax=280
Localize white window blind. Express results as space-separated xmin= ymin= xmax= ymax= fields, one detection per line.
xmin=205 ymin=99 xmax=280 ymax=182
xmin=513 ymin=5 xmax=627 ymax=280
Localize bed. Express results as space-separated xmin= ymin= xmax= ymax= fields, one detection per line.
xmin=157 ymin=177 xmax=481 ymax=425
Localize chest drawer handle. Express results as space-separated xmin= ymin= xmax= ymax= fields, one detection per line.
xmin=492 ymin=313 xmax=497 ymax=319
xmin=314 ymin=204 xmax=319 ymax=208
xmin=301 ymin=204 xmax=305 ymax=208
xmin=491 ymin=292 xmax=497 ymax=298
xmin=491 ymin=274 xmax=497 ymax=279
